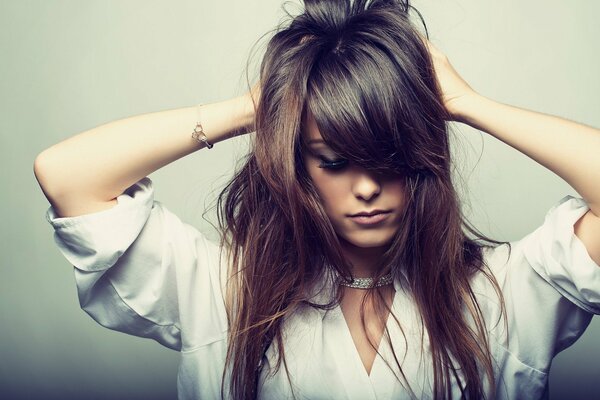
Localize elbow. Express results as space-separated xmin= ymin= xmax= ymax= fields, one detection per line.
xmin=33 ymin=151 xmax=50 ymax=191
xmin=33 ymin=151 xmax=49 ymax=184
xmin=34 ymin=150 xmax=63 ymax=202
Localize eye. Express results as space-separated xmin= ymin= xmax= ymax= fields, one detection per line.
xmin=318 ymin=156 xmax=349 ymax=170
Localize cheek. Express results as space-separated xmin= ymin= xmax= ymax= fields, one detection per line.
xmin=306 ymin=167 xmax=348 ymax=215
xmin=385 ymin=180 xmax=406 ymax=206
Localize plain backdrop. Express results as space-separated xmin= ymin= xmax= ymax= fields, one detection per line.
xmin=1 ymin=0 xmax=599 ymax=399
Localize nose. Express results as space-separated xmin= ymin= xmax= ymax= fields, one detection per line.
xmin=352 ymin=169 xmax=381 ymax=202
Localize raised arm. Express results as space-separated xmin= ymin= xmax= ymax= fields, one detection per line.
xmin=34 ymin=89 xmax=257 ymax=218
xmin=425 ymin=40 xmax=600 ymax=265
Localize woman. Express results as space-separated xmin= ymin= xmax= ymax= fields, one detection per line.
xmin=34 ymin=0 xmax=600 ymax=399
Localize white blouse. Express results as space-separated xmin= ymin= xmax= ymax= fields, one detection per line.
xmin=45 ymin=177 xmax=600 ymax=399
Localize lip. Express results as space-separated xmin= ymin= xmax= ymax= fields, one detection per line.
xmin=348 ymin=210 xmax=392 ymax=225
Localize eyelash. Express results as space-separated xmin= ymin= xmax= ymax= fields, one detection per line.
xmin=318 ymin=157 xmax=349 ymax=170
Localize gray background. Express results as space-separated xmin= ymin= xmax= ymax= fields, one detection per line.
xmin=2 ymin=0 xmax=599 ymax=399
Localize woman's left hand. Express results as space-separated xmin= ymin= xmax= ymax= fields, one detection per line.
xmin=423 ymin=39 xmax=478 ymax=121
xmin=420 ymin=39 xmax=600 ymax=264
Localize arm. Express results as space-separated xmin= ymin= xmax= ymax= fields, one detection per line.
xmin=425 ymin=40 xmax=600 ymax=265
xmin=34 ymin=88 xmax=258 ymax=218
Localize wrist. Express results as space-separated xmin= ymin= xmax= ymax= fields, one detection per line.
xmin=234 ymin=93 xmax=257 ymax=134
xmin=448 ymin=92 xmax=488 ymax=124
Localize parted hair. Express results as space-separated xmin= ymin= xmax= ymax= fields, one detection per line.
xmin=217 ymin=0 xmax=508 ymax=398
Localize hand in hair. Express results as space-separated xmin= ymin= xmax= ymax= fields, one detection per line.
xmin=423 ymin=39 xmax=477 ymax=122
xmin=421 ymin=40 xmax=600 ymax=266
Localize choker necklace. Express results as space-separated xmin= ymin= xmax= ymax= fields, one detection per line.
xmin=338 ymin=272 xmax=393 ymax=289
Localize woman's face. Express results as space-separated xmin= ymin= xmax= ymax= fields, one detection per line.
xmin=302 ymin=112 xmax=406 ymax=250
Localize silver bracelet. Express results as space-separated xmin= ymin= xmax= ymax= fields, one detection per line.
xmin=191 ymin=104 xmax=213 ymax=149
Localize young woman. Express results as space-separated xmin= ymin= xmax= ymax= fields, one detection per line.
xmin=34 ymin=0 xmax=600 ymax=399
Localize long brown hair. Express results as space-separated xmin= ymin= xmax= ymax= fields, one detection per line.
xmin=217 ymin=0 xmax=508 ymax=398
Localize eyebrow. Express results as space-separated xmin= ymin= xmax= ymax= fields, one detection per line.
xmin=306 ymin=139 xmax=326 ymax=145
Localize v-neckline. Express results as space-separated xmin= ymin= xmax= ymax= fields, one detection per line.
xmin=322 ymin=277 xmax=405 ymax=400
xmin=337 ymin=285 xmax=397 ymax=378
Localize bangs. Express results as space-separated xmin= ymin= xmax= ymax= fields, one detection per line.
xmin=302 ymin=23 xmax=440 ymax=176
xmin=304 ymin=42 xmax=411 ymax=175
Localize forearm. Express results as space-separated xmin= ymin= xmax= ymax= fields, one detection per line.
xmin=456 ymin=94 xmax=600 ymax=216
xmin=34 ymin=94 xmax=255 ymax=214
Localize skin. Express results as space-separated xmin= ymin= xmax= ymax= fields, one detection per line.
xmin=302 ymin=112 xmax=406 ymax=278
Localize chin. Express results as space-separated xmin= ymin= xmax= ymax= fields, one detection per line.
xmin=342 ymin=231 xmax=395 ymax=249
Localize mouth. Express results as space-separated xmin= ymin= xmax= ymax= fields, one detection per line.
xmin=347 ymin=210 xmax=392 ymax=225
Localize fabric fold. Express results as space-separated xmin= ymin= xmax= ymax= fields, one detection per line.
xmin=46 ymin=177 xmax=155 ymax=272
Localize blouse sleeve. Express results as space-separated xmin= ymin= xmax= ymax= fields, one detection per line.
xmin=480 ymin=195 xmax=600 ymax=374
xmin=45 ymin=177 xmax=228 ymax=352
xmin=520 ymin=195 xmax=600 ymax=315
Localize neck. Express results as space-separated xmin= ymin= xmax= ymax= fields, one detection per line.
xmin=339 ymin=238 xmax=389 ymax=278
